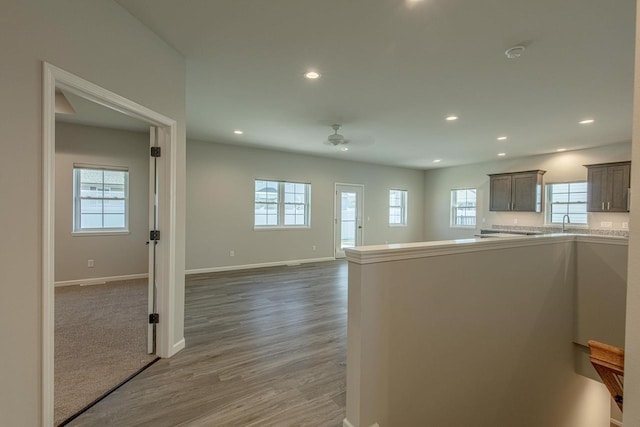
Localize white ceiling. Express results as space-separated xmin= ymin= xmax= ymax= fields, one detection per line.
xmin=115 ymin=0 xmax=636 ymax=169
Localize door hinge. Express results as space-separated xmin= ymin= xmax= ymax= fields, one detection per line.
xmin=150 ymin=146 xmax=161 ymax=157
xmin=149 ymin=230 xmax=160 ymax=241
xmin=149 ymin=313 xmax=159 ymax=324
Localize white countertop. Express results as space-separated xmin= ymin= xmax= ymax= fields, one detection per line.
xmin=344 ymin=233 xmax=628 ymax=264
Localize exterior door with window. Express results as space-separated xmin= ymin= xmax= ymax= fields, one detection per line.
xmin=335 ymin=184 xmax=363 ymax=259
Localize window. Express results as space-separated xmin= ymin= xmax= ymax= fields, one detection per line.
xmin=254 ymin=179 xmax=310 ymax=227
xmin=389 ymin=189 xmax=408 ymax=226
xmin=547 ymin=182 xmax=588 ymax=225
xmin=451 ymin=188 xmax=476 ymax=227
xmin=73 ymin=166 xmax=129 ymax=232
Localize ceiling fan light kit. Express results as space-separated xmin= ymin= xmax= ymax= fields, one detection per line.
xmin=327 ymin=124 xmax=348 ymax=149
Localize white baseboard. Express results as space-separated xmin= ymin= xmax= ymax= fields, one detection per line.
xmin=54 ymin=273 xmax=149 ymax=287
xmin=185 ymin=257 xmax=336 ymax=276
xmin=611 ymin=418 xmax=623 ymax=426
xmin=342 ymin=420 xmax=379 ymax=427
xmin=169 ymin=338 xmax=185 ymax=357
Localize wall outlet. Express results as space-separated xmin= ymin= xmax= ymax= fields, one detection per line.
xmin=87 ymin=259 xmax=94 ymax=268
xmin=384 ymin=240 xmax=389 ymax=244
xmin=312 ymin=245 xmax=317 ymax=251
xmin=513 ymin=218 xmax=518 ymax=224
xmin=482 ymin=218 xmax=486 ymax=223
xmin=622 ymin=222 xmax=629 ymax=229
xmin=229 ymin=250 xmax=235 ymax=257
xmin=600 ymin=221 xmax=613 ymax=228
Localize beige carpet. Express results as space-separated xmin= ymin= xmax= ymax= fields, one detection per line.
xmin=55 ymin=279 xmax=157 ymax=426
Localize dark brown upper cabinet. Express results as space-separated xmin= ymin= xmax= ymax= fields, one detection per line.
xmin=488 ymin=170 xmax=546 ymax=212
xmin=585 ymin=161 xmax=631 ymax=212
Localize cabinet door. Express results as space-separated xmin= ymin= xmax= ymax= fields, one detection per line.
xmin=512 ymin=173 xmax=541 ymax=212
xmin=587 ymin=166 xmax=607 ymax=212
xmin=489 ymin=175 xmax=512 ymax=211
xmin=607 ymin=163 xmax=631 ymax=212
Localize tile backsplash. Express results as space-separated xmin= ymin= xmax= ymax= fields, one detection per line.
xmin=491 ymin=224 xmax=629 ymax=237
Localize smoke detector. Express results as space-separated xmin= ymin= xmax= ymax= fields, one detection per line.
xmin=505 ymin=45 xmax=526 ymax=59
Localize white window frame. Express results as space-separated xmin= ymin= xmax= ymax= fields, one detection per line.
xmin=389 ymin=189 xmax=408 ymax=226
xmin=254 ymin=179 xmax=311 ymax=229
xmin=545 ymin=181 xmax=588 ymax=226
xmin=73 ymin=164 xmax=130 ymax=235
xmin=450 ymin=188 xmax=477 ymax=228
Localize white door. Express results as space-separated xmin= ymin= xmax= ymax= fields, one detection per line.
xmin=147 ymin=126 xmax=159 ymax=354
xmin=335 ymin=184 xmax=364 ymax=258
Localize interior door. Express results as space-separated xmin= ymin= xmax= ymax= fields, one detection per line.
xmin=335 ymin=184 xmax=364 ymax=259
xmin=147 ymin=127 xmax=159 ymax=354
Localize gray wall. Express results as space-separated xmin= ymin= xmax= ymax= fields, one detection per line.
xmin=0 ymin=2 xmax=186 ymax=424
xmin=55 ymin=122 xmax=149 ymax=283
xmin=424 ymin=142 xmax=632 ymax=241
xmin=575 ymin=240 xmax=628 ymax=348
xmin=347 ymin=237 xmax=617 ymax=427
xmin=186 ymin=140 xmax=425 ymax=271
xmin=624 ymin=1 xmax=640 ymax=424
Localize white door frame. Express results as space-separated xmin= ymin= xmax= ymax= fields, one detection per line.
xmin=42 ymin=62 xmax=179 ymax=426
xmin=334 ymin=183 xmax=365 ymax=258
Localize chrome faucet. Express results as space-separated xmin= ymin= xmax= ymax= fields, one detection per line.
xmin=562 ymin=214 xmax=571 ymax=233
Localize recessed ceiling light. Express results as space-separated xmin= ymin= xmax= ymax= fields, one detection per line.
xmin=498 ymin=153 xmax=506 ymax=157
xmin=497 ymin=136 xmax=507 ymax=141
xmin=304 ymin=71 xmax=321 ymax=80
xmin=446 ymin=115 xmax=458 ymax=121
xmin=340 ymin=146 xmax=349 ymax=152
xmin=505 ymin=45 xmax=526 ymax=59
xmin=433 ymin=159 xmax=442 ymax=163
xmin=233 ymin=130 xmax=243 ymax=135
xmin=556 ymin=148 xmax=567 ymax=152
xmin=579 ymin=119 xmax=595 ymax=124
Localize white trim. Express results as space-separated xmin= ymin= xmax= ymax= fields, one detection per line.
xmin=54 ymin=273 xmax=149 ymax=287
xmin=171 ymin=338 xmax=186 ymax=356
xmin=72 ymin=230 xmax=131 ymax=236
xmin=610 ymin=419 xmax=623 ymax=426
xmin=346 ymin=234 xmax=575 ymax=264
xmin=345 ymin=234 xmax=628 ymax=265
xmin=185 ymin=257 xmax=336 ymax=275
xmin=342 ymin=421 xmax=379 ymax=427
xmin=42 ymin=60 xmax=56 ymax=427
xmin=42 ymin=62 xmax=181 ymax=427
xmin=253 ymin=226 xmax=311 ymax=231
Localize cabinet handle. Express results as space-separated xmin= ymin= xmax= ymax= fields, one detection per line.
xmin=607 ymin=202 xmax=610 ymax=211
xmin=602 ymin=202 xmax=605 ymax=211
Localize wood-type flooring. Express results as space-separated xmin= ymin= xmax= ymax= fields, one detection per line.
xmin=70 ymin=260 xmax=347 ymax=426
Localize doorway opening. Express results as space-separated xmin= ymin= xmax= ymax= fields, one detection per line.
xmin=43 ymin=62 xmax=180 ymax=426
xmin=334 ymin=183 xmax=364 ymax=258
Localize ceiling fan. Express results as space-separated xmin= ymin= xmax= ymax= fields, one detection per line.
xmin=325 ymin=124 xmax=350 ymax=151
